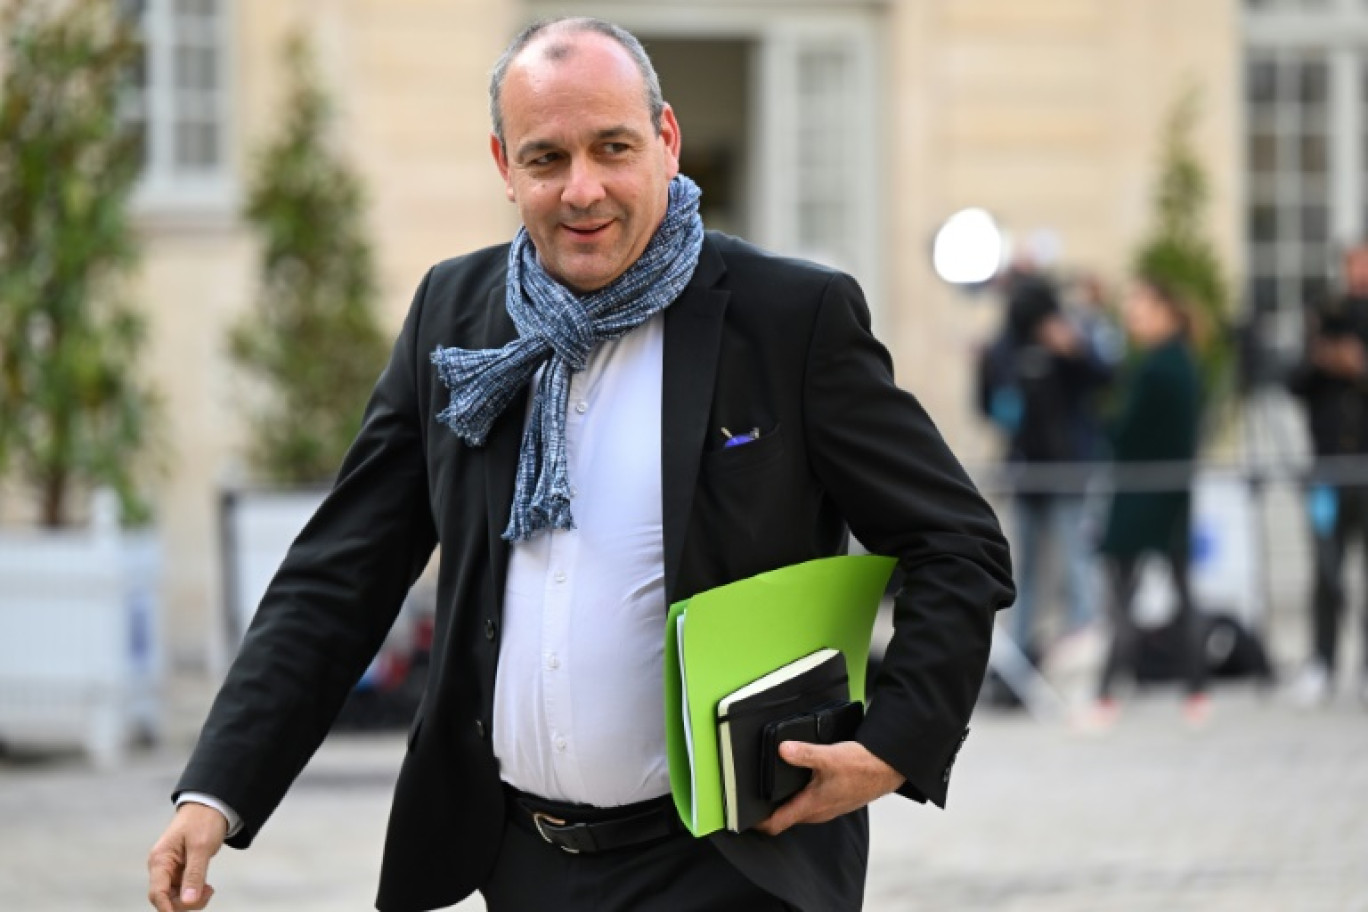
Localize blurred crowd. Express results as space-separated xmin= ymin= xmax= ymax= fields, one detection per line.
xmin=974 ymin=246 xmax=1368 ymax=723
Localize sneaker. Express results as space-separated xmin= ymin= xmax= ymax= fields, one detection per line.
xmin=1073 ymin=697 xmax=1120 ymax=734
xmin=1289 ymin=663 xmax=1331 ymax=709
xmin=1182 ymin=693 xmax=1212 ymax=729
xmin=1041 ymin=625 xmax=1107 ymax=708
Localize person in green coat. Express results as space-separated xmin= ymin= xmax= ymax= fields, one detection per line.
xmin=1089 ymin=276 xmax=1209 ymax=727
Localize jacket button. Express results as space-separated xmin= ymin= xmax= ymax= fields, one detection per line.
xmin=475 ymin=719 xmax=486 ymax=739
xmin=485 ymin=619 xmax=497 ymax=641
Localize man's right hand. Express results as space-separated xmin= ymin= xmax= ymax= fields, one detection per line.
xmin=147 ymin=803 xmax=228 ymax=911
xmin=1312 ymin=336 xmax=1367 ymax=379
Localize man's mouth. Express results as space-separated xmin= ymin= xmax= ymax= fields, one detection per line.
xmin=562 ymin=220 xmax=613 ymax=238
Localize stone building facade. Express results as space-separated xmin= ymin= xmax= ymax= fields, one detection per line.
xmin=122 ymin=0 xmax=1241 ymax=667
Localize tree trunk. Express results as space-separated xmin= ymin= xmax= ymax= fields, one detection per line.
xmin=41 ymin=469 xmax=68 ymax=528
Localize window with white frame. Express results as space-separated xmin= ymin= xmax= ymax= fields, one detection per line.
xmin=754 ymin=24 xmax=881 ymax=310
xmin=795 ymin=45 xmax=857 ymax=271
xmin=1245 ymin=50 xmax=1332 ymax=322
xmin=120 ymin=0 xmax=232 ymax=210
xmin=1245 ymin=0 xmax=1368 ymax=351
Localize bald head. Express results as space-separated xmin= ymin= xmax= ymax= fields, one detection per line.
xmin=489 ymin=18 xmax=664 ymax=147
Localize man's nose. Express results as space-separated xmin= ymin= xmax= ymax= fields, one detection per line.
xmin=562 ymin=158 xmax=607 ymax=210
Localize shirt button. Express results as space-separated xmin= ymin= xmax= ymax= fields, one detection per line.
xmin=547 ymin=654 xmax=560 ymax=670
xmin=574 ymin=400 xmax=588 ymax=414
xmin=475 ymin=720 xmax=486 ymax=739
xmin=484 ymin=619 xmax=497 ymax=641
xmin=555 ymin=737 xmax=567 ymax=752
xmin=569 ymin=486 xmax=578 ymax=499
xmin=554 ymin=571 xmax=567 ymax=584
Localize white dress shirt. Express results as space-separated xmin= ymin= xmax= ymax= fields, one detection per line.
xmin=492 ymin=313 xmax=668 ymax=806
xmin=179 ymin=314 xmax=669 ymax=829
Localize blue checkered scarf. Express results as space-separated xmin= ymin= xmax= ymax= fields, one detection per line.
xmin=431 ymin=175 xmax=703 ymax=541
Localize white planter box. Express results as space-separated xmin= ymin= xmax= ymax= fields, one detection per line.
xmin=0 ymin=496 xmax=162 ymax=767
xmin=219 ymin=488 xmax=433 ymax=728
xmin=220 ymin=488 xmax=326 ymax=644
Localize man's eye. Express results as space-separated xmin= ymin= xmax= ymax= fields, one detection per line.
xmin=528 ymin=153 xmax=559 ymax=167
xmin=603 ymin=143 xmax=629 ymax=155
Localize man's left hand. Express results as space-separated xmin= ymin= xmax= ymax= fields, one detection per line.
xmin=754 ymin=740 xmax=905 ymax=836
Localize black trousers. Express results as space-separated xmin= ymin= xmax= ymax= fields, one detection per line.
xmin=1099 ymin=541 xmax=1207 ymax=699
xmin=481 ymin=795 xmax=794 ymax=912
xmin=1311 ymin=484 xmax=1368 ymax=673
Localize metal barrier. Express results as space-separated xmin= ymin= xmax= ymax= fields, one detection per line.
xmin=0 ymin=491 xmax=162 ymax=766
xmin=970 ymin=454 xmax=1368 ymax=494
xmin=961 ymin=453 xmax=1368 ymax=718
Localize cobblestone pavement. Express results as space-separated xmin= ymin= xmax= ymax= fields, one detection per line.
xmin=1 ymin=685 xmax=1365 ymax=912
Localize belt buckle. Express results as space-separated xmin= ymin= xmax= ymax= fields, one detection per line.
xmin=531 ymin=811 xmax=581 ymax=854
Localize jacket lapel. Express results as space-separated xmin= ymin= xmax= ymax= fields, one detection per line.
xmin=662 ymin=238 xmax=729 ymax=604
xmin=480 ymin=284 xmax=521 ymax=610
xmin=477 ymin=237 xmax=729 ymax=610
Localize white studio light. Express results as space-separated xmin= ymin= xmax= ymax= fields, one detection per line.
xmin=932 ymin=208 xmax=1004 ymax=285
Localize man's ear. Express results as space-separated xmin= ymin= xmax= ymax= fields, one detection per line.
xmin=490 ymin=133 xmax=516 ymax=202
xmin=659 ymin=103 xmax=682 ymax=180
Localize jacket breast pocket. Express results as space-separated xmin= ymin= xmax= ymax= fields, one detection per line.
xmin=702 ymin=424 xmax=786 ymax=473
xmin=691 ymin=423 xmax=810 ymax=580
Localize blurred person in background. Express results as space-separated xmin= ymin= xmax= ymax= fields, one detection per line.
xmin=1286 ymin=243 xmax=1368 ymax=708
xmin=1070 ymin=273 xmax=1127 ymax=383
xmin=1086 ymin=276 xmax=1207 ymax=729
xmin=977 ymin=271 xmax=1114 ymax=679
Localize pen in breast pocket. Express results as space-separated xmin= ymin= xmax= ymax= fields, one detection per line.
xmin=721 ymin=426 xmax=760 ymax=448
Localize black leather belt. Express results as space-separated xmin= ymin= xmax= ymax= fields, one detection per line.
xmin=504 ymin=785 xmax=684 ymax=854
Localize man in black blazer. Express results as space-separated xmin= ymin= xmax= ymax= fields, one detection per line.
xmin=148 ymin=17 xmax=1012 ymax=912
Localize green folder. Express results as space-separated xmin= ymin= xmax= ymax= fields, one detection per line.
xmin=664 ymin=554 xmax=898 ymax=836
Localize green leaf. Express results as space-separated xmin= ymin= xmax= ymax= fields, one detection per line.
xmin=1132 ymin=83 xmax=1234 ymax=438
xmin=230 ymin=30 xmax=388 ymax=485
xmin=0 ymin=0 xmax=160 ymax=526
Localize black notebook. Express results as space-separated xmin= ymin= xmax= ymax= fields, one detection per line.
xmin=715 ymin=648 xmax=863 ymax=832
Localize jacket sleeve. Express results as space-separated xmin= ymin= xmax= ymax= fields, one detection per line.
xmin=1107 ymin=359 xmax=1152 ymax=458
xmin=1288 ymin=314 xmax=1329 ymax=401
xmin=1111 ymin=351 xmax=1196 ymax=462
xmin=1286 ymin=359 xmax=1316 ymax=400
xmin=973 ymin=340 xmax=998 ymax=420
xmin=801 ymin=273 xmax=1015 ymax=807
xmin=1057 ymin=344 xmax=1115 ymax=390
xmin=174 ymin=270 xmax=440 ymax=848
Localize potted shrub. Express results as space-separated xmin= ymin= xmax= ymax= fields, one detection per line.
xmin=0 ymin=0 xmax=163 ymax=766
xmin=1129 ymin=88 xmax=1264 ymax=651
xmin=222 ymin=33 xmax=388 ymax=640
xmin=1132 ymin=86 xmax=1233 ymax=423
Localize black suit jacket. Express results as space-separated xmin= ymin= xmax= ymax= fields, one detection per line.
xmin=177 ymin=233 xmax=1014 ymax=912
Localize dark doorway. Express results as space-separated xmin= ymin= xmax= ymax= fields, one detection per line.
xmin=644 ymin=38 xmax=755 ymax=237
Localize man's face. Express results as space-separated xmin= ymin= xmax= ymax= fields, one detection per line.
xmin=1345 ymin=247 xmax=1368 ymax=296
xmin=1123 ymin=282 xmax=1174 ymax=347
xmin=491 ymin=32 xmax=681 ymax=294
